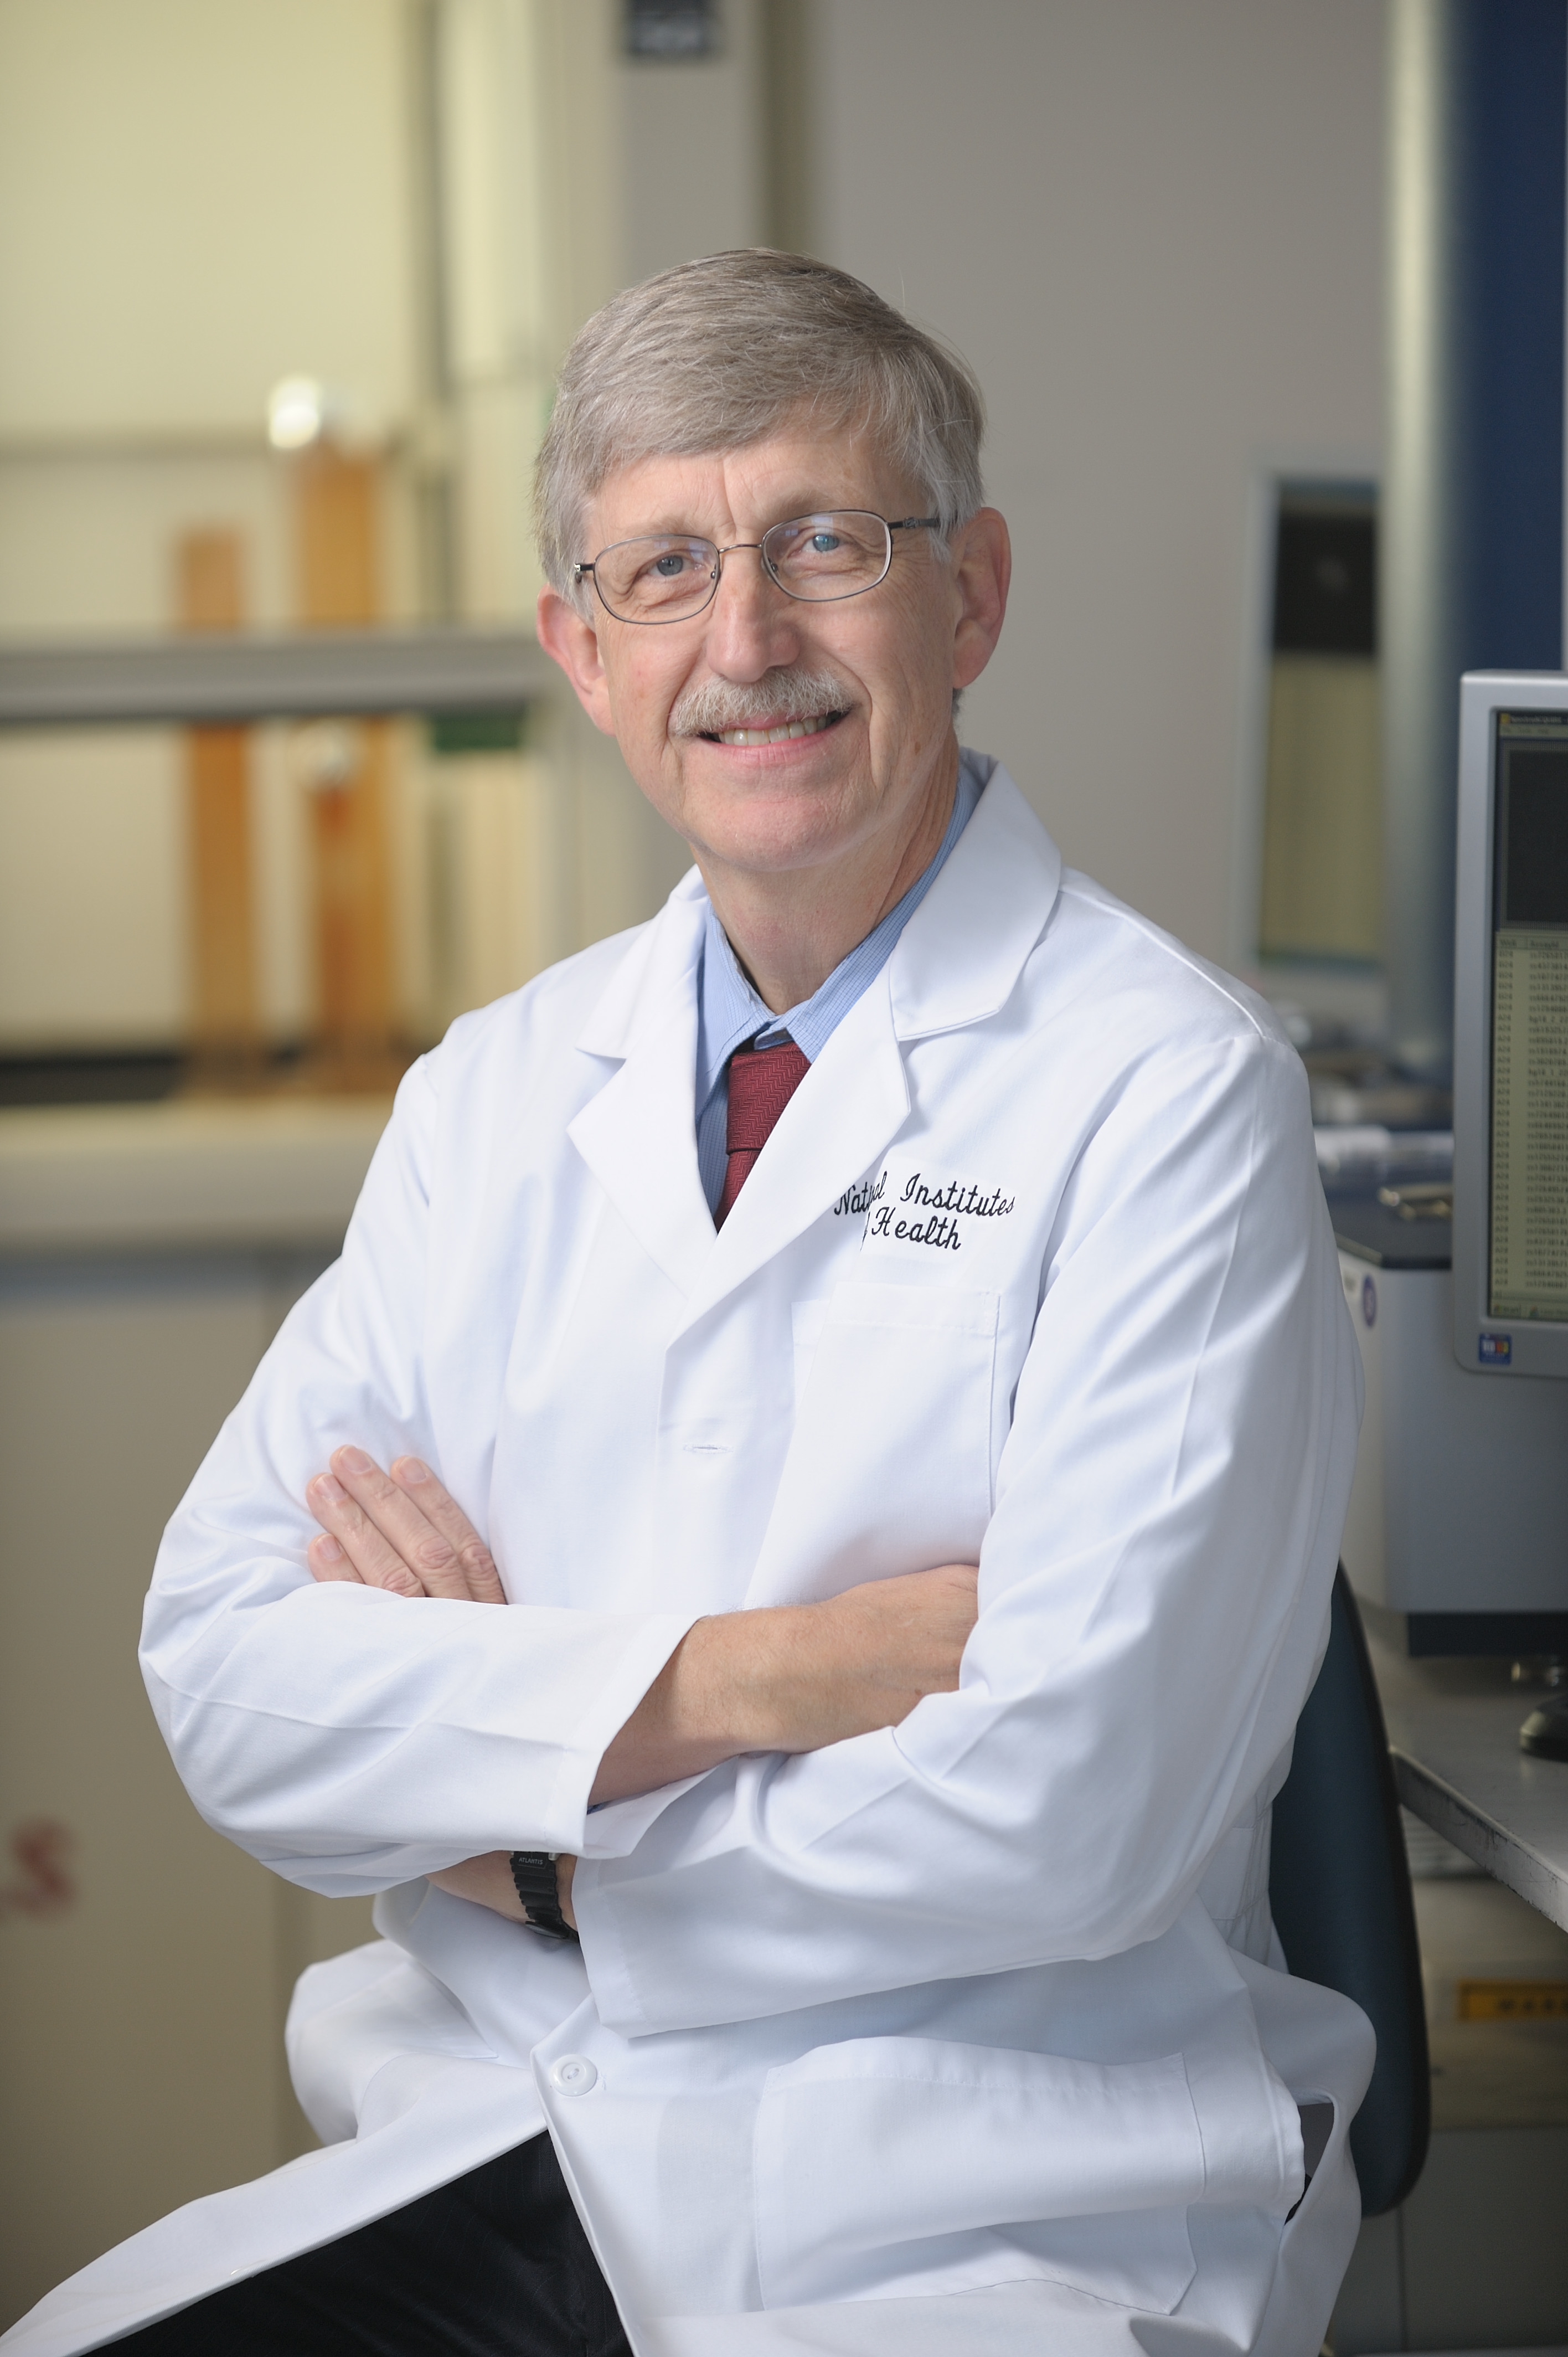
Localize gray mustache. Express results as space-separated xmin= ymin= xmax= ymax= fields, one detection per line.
xmin=670 ymin=668 xmax=853 ymax=738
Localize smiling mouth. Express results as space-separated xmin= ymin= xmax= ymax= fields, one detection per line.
xmin=704 ymin=711 xmax=846 ymax=748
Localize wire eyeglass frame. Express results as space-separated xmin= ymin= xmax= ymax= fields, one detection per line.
xmin=572 ymin=511 xmax=942 ymax=625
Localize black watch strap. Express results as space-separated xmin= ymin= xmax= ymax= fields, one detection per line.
xmin=509 ymin=1850 xmax=578 ymax=1943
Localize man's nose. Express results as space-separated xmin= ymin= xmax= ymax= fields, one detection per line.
xmin=700 ymin=545 xmax=803 ymax=677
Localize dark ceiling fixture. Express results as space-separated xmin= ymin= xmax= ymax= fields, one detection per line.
xmin=624 ymin=1 xmax=721 ymax=61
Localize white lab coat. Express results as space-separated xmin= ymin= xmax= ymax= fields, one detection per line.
xmin=5 ymin=759 xmax=1371 ymax=2357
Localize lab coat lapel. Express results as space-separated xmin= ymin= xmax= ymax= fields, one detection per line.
xmin=679 ymin=765 xmax=1062 ymax=1326
xmin=680 ymin=977 xmax=912 ymax=1324
xmin=567 ymin=880 xmax=716 ymax=1298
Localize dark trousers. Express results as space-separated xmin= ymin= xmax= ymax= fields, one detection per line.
xmin=114 ymin=2133 xmax=632 ymax=2357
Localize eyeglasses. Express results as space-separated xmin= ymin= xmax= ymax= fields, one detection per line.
xmin=572 ymin=510 xmax=941 ymax=625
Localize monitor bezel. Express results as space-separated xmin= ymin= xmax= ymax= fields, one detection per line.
xmin=1453 ymin=669 xmax=1568 ymax=1378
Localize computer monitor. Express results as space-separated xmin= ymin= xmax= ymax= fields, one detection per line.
xmin=1453 ymin=671 xmax=1568 ymax=1377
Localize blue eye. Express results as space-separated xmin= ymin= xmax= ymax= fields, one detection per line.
xmin=808 ymin=532 xmax=841 ymax=554
xmin=653 ymin=553 xmax=688 ymax=577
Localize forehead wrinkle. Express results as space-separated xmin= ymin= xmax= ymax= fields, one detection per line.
xmin=609 ymin=498 xmax=868 ymax=547
xmin=599 ymin=521 xmax=716 ymax=547
xmin=587 ymin=424 xmax=910 ymax=544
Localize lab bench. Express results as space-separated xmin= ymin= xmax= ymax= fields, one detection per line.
xmin=1329 ymin=1636 xmax=1568 ymax=2355
xmin=1373 ymin=1637 xmax=1568 ymax=1935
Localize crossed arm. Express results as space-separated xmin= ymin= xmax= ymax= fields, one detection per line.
xmin=304 ymin=1444 xmax=980 ymax=1930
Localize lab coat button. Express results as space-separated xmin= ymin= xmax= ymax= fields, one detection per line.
xmin=549 ymin=2054 xmax=597 ymax=2096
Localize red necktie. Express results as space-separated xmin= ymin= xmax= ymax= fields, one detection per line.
xmin=715 ymin=1038 xmax=810 ymax=1227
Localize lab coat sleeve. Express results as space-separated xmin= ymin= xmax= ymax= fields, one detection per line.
xmin=140 ymin=1046 xmax=695 ymax=1898
xmin=571 ymin=1028 xmax=1363 ymax=2034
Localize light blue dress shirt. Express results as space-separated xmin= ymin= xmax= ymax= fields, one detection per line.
xmin=694 ymin=749 xmax=986 ymax=1213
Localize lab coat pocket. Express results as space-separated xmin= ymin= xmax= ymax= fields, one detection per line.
xmin=753 ymin=1283 xmax=999 ymax=1605
xmin=752 ymin=2035 xmax=1201 ymax=2312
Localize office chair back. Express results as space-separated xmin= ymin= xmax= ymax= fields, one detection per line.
xmin=1268 ymin=1567 xmax=1430 ymax=2216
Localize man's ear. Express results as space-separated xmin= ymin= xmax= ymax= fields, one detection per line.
xmin=537 ymin=587 xmax=617 ymax=734
xmin=950 ymin=508 xmax=1011 ymax=694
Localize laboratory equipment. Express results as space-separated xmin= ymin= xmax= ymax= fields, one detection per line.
xmin=1333 ymin=675 xmax=1568 ymax=1685
xmin=1452 ymin=678 xmax=1568 ymax=1378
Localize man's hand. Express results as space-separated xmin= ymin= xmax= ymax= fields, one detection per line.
xmin=418 ymin=1573 xmax=981 ymax=1936
xmin=305 ymin=1450 xmax=977 ymax=1934
xmin=305 ymin=1448 xmax=506 ymax=1602
xmin=592 ymin=1564 xmax=981 ymax=1803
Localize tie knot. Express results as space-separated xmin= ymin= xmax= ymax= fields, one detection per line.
xmin=725 ymin=1038 xmax=810 ymax=1151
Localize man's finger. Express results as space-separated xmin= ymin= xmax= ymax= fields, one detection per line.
xmin=307 ymin=1532 xmax=364 ymax=1586
xmin=327 ymin=1446 xmax=480 ymax=1601
xmin=389 ymin=1457 xmax=507 ymax=1604
xmin=307 ymin=1471 xmax=428 ymax=1596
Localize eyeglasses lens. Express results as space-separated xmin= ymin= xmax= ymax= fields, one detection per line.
xmin=596 ymin=538 xmax=719 ymax=622
xmin=763 ymin=513 xmax=891 ymax=599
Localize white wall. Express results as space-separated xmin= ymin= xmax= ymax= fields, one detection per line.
xmin=0 ymin=1107 xmax=389 ymax=2326
xmin=616 ymin=0 xmax=766 ymax=287
xmin=812 ymin=0 xmax=1385 ymax=969
xmin=0 ymin=0 xmax=417 ymax=442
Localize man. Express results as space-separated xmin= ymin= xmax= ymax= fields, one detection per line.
xmin=6 ymin=252 xmax=1366 ymax=2357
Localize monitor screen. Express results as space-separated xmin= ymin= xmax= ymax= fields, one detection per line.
xmin=1453 ymin=675 xmax=1568 ymax=1376
xmin=1488 ymin=713 xmax=1568 ymax=1324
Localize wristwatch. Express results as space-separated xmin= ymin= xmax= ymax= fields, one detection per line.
xmin=509 ymin=1850 xmax=578 ymax=1942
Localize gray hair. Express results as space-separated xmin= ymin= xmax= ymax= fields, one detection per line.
xmin=534 ymin=249 xmax=986 ymax=602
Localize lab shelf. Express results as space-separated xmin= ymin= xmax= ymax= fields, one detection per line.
xmin=0 ymin=626 xmax=551 ymax=728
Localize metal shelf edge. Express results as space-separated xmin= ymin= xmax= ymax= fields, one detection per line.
xmin=0 ymin=629 xmax=551 ymax=726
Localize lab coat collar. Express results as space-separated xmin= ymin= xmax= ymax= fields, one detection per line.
xmin=569 ymin=760 xmax=1061 ymax=1308
xmin=568 ymin=887 xmax=715 ymax=1297
xmin=886 ymin=756 xmax=1061 ymax=1039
